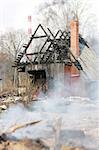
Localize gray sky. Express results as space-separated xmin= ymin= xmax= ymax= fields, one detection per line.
xmin=0 ymin=0 xmax=99 ymax=33
xmin=0 ymin=0 xmax=43 ymax=32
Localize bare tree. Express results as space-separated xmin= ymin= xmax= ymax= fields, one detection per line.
xmin=0 ymin=30 xmax=27 ymax=94
xmin=37 ymin=0 xmax=96 ymax=38
xmin=0 ymin=29 xmax=27 ymax=60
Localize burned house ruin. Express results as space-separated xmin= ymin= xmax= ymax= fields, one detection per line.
xmin=14 ymin=19 xmax=90 ymax=96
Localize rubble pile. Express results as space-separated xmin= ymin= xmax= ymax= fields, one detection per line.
xmin=0 ymin=134 xmax=89 ymax=150
xmin=0 ymin=136 xmax=49 ymax=150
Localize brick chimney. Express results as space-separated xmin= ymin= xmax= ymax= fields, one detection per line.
xmin=70 ymin=19 xmax=80 ymax=77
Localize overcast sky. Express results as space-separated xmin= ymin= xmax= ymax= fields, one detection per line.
xmin=0 ymin=0 xmax=99 ymax=34
xmin=0 ymin=0 xmax=43 ymax=32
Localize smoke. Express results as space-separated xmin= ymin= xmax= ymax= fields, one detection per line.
xmin=0 ymin=73 xmax=99 ymax=149
xmin=0 ymin=0 xmax=98 ymax=149
xmin=47 ymin=72 xmax=99 ymax=101
xmin=0 ymin=98 xmax=99 ymax=149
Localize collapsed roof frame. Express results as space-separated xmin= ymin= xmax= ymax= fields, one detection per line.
xmin=14 ymin=24 xmax=89 ymax=71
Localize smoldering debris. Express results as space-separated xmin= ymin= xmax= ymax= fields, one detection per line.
xmin=0 ymin=137 xmax=91 ymax=150
xmin=0 ymin=137 xmax=49 ymax=150
xmin=0 ymin=96 xmax=99 ymax=150
xmin=0 ymin=133 xmax=97 ymax=150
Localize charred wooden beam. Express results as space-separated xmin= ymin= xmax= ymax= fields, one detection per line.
xmin=14 ymin=24 xmax=89 ymax=72
xmin=33 ymin=35 xmax=47 ymax=39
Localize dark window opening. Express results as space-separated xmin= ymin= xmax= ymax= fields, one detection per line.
xmin=28 ymin=70 xmax=46 ymax=82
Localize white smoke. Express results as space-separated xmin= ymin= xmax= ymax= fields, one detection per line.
xmin=0 ymin=74 xmax=99 ymax=149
